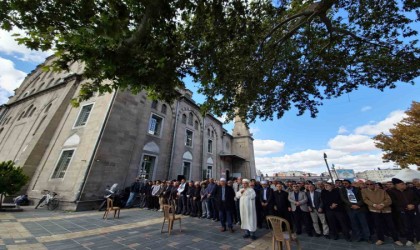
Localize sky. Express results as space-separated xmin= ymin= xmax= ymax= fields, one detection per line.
xmin=0 ymin=28 xmax=418 ymax=176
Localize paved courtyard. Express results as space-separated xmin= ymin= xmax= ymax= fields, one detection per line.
xmin=0 ymin=206 xmax=418 ymax=250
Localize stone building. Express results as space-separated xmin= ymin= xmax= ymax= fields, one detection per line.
xmin=0 ymin=57 xmax=256 ymax=210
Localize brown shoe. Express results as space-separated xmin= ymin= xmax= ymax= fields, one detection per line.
xmin=220 ymin=227 xmax=226 ymax=232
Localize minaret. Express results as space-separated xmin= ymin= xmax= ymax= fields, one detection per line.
xmin=231 ymin=115 xmax=256 ymax=179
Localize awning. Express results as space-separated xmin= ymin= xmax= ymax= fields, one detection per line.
xmin=219 ymin=154 xmax=246 ymax=161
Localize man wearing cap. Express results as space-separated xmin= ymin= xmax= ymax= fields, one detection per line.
xmin=236 ymin=179 xmax=258 ymax=240
xmin=339 ymin=179 xmax=370 ymax=243
xmin=212 ymin=178 xmax=236 ymax=232
xmin=387 ymin=178 xmax=419 ymax=247
xmin=259 ymin=180 xmax=274 ymax=229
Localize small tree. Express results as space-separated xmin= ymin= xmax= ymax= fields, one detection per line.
xmin=0 ymin=161 xmax=29 ymax=209
xmin=373 ymin=101 xmax=420 ymax=170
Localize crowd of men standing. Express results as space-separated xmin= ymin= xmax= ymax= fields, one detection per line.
xmin=123 ymin=175 xmax=420 ymax=246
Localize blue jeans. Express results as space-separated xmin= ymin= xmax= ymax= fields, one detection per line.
xmin=125 ymin=192 xmax=137 ymax=208
xmin=348 ymin=209 xmax=370 ymax=240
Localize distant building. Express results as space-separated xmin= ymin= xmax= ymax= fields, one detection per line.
xmin=356 ymin=169 xmax=401 ymax=182
xmin=0 ymin=57 xmax=256 ymax=210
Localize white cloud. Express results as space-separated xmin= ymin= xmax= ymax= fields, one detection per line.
xmin=255 ymin=109 xmax=407 ymax=175
xmin=361 ymin=106 xmax=372 ymax=112
xmin=250 ymin=127 xmax=260 ymax=135
xmin=337 ymin=126 xmax=348 ymax=134
xmin=328 ymin=134 xmax=376 ymax=152
xmin=0 ymin=57 xmax=26 ymax=104
xmin=254 ymin=139 xmax=285 ymax=156
xmin=354 ymin=110 xmax=406 ymax=135
xmin=0 ymin=28 xmax=52 ymax=63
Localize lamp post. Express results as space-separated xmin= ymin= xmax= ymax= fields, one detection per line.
xmin=323 ymin=153 xmax=334 ymax=183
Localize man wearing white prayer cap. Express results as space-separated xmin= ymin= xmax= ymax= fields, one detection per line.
xmin=212 ymin=177 xmax=235 ymax=232
xmin=236 ymin=178 xmax=258 ymax=240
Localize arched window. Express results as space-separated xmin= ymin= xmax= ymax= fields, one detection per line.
xmin=29 ymin=89 xmax=36 ymax=95
xmin=151 ymin=100 xmax=158 ymax=109
xmin=161 ymin=104 xmax=167 ymax=114
xmin=24 ymin=105 xmax=34 ymax=118
xmin=29 ymin=108 xmax=36 ymax=117
xmin=46 ymin=78 xmax=55 ymax=88
xmin=22 ymin=92 xmax=28 ymax=98
xmin=0 ymin=127 xmax=4 ymax=135
xmin=188 ymin=112 xmax=193 ymax=125
xmin=44 ymin=103 xmax=52 ymax=113
xmin=6 ymin=117 xmax=12 ymax=124
xmin=38 ymin=83 xmax=45 ymax=91
xmin=207 ymin=128 xmax=210 ymax=137
xmin=181 ymin=114 xmax=187 ymax=124
xmin=18 ymin=112 xmax=25 ymax=120
xmin=211 ymin=131 xmax=214 ymax=138
xmin=194 ymin=120 xmax=199 ymax=130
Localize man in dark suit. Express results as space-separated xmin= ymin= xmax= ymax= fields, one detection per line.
xmin=273 ymin=183 xmax=292 ymax=229
xmin=306 ymin=183 xmax=329 ymax=238
xmin=339 ymin=179 xmax=370 ymax=243
xmin=259 ymin=181 xmax=274 ymax=229
xmin=212 ymin=178 xmax=236 ymax=232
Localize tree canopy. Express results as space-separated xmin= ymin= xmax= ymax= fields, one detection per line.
xmin=1 ymin=0 xmax=419 ymax=123
xmin=373 ymin=101 xmax=420 ymax=170
xmin=0 ymin=160 xmax=29 ymax=208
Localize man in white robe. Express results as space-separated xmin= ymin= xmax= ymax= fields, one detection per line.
xmin=236 ymin=179 xmax=257 ymax=240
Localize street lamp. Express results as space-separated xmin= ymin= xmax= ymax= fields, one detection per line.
xmin=323 ymin=153 xmax=334 ymax=183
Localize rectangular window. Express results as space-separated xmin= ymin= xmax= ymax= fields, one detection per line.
xmin=140 ymin=155 xmax=156 ymax=180
xmin=185 ymin=129 xmax=193 ymax=147
xmin=207 ymin=166 xmax=212 ymax=179
xmin=183 ymin=162 xmax=191 ymax=180
xmin=74 ymin=104 xmax=93 ymax=127
xmin=208 ymin=139 xmax=213 ymax=153
xmin=52 ymin=150 xmax=74 ymax=179
xmin=148 ymin=114 xmax=163 ymax=136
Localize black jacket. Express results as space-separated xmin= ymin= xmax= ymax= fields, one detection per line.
xmin=306 ymin=191 xmax=324 ymax=210
xmin=339 ymin=187 xmax=367 ymax=212
xmin=259 ymin=187 xmax=274 ymax=205
xmin=212 ymin=185 xmax=235 ymax=211
xmin=321 ymin=188 xmax=346 ymax=212
xmin=273 ymin=190 xmax=290 ymax=212
xmin=387 ymin=188 xmax=419 ymax=213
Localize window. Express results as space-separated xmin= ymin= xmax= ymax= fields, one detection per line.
xmin=44 ymin=103 xmax=52 ymax=113
xmin=161 ymin=104 xmax=167 ymax=114
xmin=183 ymin=162 xmax=191 ymax=180
xmin=208 ymin=139 xmax=213 ymax=153
xmin=139 ymin=155 xmax=156 ymax=180
xmin=74 ymin=104 xmax=93 ymax=127
xmin=151 ymin=100 xmax=158 ymax=109
xmin=207 ymin=128 xmax=210 ymax=137
xmin=148 ymin=114 xmax=163 ymax=136
xmin=206 ymin=166 xmax=213 ymax=179
xmin=51 ymin=149 xmax=74 ymax=179
xmin=18 ymin=112 xmax=25 ymax=121
xmin=6 ymin=117 xmax=12 ymax=125
xmin=194 ymin=120 xmax=199 ymax=130
xmin=33 ymin=116 xmax=46 ymax=135
xmin=28 ymin=108 xmax=36 ymax=117
xmin=37 ymin=83 xmax=45 ymax=91
xmin=211 ymin=131 xmax=214 ymax=138
xmin=24 ymin=105 xmax=33 ymax=118
xmin=46 ymin=78 xmax=55 ymax=88
xmin=185 ymin=130 xmax=193 ymax=147
xmin=181 ymin=114 xmax=187 ymax=124
xmin=0 ymin=128 xmax=3 ymax=136
xmin=188 ymin=112 xmax=193 ymax=126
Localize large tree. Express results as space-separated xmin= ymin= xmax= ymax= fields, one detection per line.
xmin=1 ymin=0 xmax=419 ymax=122
xmin=374 ymin=101 xmax=420 ymax=169
xmin=0 ymin=161 xmax=29 ymax=209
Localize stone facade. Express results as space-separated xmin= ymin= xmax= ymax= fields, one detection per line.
xmin=0 ymin=57 xmax=256 ymax=211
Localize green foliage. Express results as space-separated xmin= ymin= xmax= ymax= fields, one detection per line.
xmin=0 ymin=161 xmax=29 ymax=197
xmin=1 ymin=0 xmax=419 ymax=123
xmin=373 ymin=101 xmax=420 ymax=168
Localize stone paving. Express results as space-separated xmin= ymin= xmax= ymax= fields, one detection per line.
xmin=0 ymin=206 xmax=419 ymax=250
